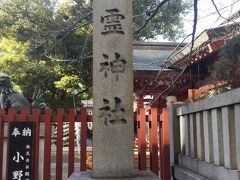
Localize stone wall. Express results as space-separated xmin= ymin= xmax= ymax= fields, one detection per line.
xmin=169 ymin=88 xmax=240 ymax=180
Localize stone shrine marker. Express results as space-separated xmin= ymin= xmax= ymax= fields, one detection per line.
xmin=92 ymin=0 xmax=134 ymax=178
xmin=69 ymin=0 xmax=159 ymax=179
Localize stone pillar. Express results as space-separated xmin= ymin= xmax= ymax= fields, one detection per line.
xmin=189 ymin=114 xmax=197 ymax=158
xmin=196 ymin=112 xmax=205 ymax=160
xmin=169 ymin=103 xmax=185 ymax=180
xmin=179 ymin=114 xmax=190 ymax=156
xmin=92 ymin=0 xmax=134 ymax=177
xmin=203 ymin=110 xmax=213 ymax=163
xmin=179 ymin=115 xmax=185 ymax=154
xmin=211 ymin=108 xmax=224 ymax=166
xmin=234 ymin=104 xmax=240 ymax=170
xmin=222 ymin=107 xmax=237 ymax=169
xmin=69 ymin=0 xmax=160 ymax=179
xmin=169 ymin=103 xmax=184 ymax=165
xmin=184 ymin=115 xmax=190 ymax=157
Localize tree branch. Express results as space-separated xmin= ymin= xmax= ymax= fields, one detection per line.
xmin=134 ymin=0 xmax=170 ymax=34
xmin=149 ymin=0 xmax=198 ymax=106
xmin=210 ymin=0 xmax=229 ymax=22
xmin=188 ymin=0 xmax=198 ymax=58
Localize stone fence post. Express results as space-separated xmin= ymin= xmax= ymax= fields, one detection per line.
xmin=169 ymin=103 xmax=185 ymax=179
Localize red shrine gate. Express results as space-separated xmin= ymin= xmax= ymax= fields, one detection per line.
xmin=0 ymin=107 xmax=171 ymax=180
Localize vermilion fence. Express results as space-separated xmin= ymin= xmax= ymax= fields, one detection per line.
xmin=0 ymin=107 xmax=170 ymax=180
xmin=0 ymin=108 xmax=90 ymax=180
xmin=136 ymin=108 xmax=170 ymax=180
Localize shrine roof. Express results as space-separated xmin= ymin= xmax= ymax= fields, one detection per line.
xmin=133 ymin=42 xmax=186 ymax=71
xmin=166 ymin=22 xmax=240 ymax=68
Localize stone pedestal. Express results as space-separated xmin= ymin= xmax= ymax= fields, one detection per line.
xmin=68 ymin=171 xmax=160 ymax=180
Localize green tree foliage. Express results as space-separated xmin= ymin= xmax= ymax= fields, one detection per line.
xmin=0 ymin=0 xmax=92 ymax=110
xmin=0 ymin=0 xmax=190 ymax=110
xmin=133 ymin=0 xmax=192 ymax=40
xmin=211 ymin=35 xmax=240 ymax=87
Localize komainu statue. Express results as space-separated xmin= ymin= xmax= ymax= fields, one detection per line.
xmin=0 ymin=73 xmax=46 ymax=112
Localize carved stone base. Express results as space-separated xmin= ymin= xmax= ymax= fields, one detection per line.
xmin=68 ymin=171 xmax=160 ymax=180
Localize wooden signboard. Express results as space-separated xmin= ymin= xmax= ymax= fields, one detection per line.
xmin=8 ymin=121 xmax=35 ymax=180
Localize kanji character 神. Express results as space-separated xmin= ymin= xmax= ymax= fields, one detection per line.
xmin=99 ymin=53 xmax=127 ymax=81
xmin=110 ymin=53 xmax=127 ymax=81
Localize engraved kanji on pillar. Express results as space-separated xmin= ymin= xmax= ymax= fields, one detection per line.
xmin=100 ymin=8 xmax=125 ymax=35
xmin=99 ymin=53 xmax=127 ymax=81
